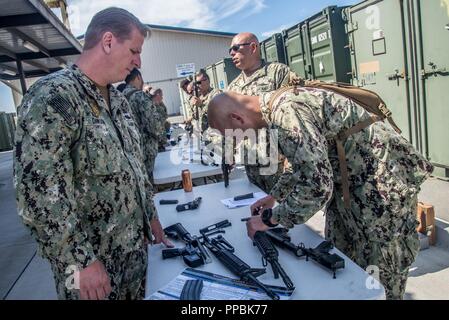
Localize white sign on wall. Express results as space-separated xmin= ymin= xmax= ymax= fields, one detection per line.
xmin=176 ymin=63 xmax=196 ymax=77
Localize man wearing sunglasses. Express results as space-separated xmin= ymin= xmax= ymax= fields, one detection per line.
xmin=189 ymin=70 xmax=222 ymax=136
xmin=227 ymin=32 xmax=301 ymax=194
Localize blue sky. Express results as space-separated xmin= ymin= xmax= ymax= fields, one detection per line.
xmin=1 ymin=0 xmax=358 ymax=113
xmin=218 ymin=0 xmax=358 ymax=37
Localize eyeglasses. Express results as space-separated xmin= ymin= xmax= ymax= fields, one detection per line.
xmin=228 ymin=42 xmax=252 ymax=55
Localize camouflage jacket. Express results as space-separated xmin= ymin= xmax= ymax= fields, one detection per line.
xmin=122 ymin=84 xmax=162 ymax=151
xmin=198 ymin=87 xmax=221 ymax=133
xmin=153 ymin=102 xmax=168 ymax=146
xmin=260 ymin=87 xmax=433 ymax=233
xmin=14 ymin=64 xmax=157 ymax=270
xmin=227 ymin=61 xmax=297 ymax=96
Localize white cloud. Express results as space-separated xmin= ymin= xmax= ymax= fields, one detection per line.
xmin=66 ymin=0 xmax=266 ymax=36
xmin=261 ymin=24 xmax=290 ymax=38
xmin=212 ymin=0 xmax=266 ymax=19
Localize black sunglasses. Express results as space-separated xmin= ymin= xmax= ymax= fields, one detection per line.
xmin=228 ymin=42 xmax=252 ymax=55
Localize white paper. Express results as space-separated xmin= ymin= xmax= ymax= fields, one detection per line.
xmin=147 ymin=268 xmax=293 ymax=300
xmin=220 ymin=192 xmax=267 ymax=209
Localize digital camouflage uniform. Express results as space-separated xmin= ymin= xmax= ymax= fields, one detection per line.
xmin=186 ymin=87 xmax=221 ymax=137
xmin=198 ymin=88 xmax=222 ymax=147
xmin=153 ymin=102 xmax=169 ymax=150
xmin=259 ymin=87 xmax=433 ymax=299
xmin=186 ymin=95 xmax=200 ymax=132
xmin=14 ymin=64 xmax=158 ymax=300
xmin=197 ymin=87 xmax=221 ymax=133
xmin=122 ymin=84 xmax=163 ymax=177
xmin=227 ymin=61 xmax=298 ymax=193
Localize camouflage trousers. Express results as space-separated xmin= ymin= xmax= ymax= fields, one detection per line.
xmin=326 ymin=193 xmax=420 ymax=300
xmin=52 ymin=248 xmax=148 ymax=300
xmin=143 ymin=142 xmax=158 ymax=181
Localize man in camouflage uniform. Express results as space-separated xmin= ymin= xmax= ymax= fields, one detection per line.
xmin=190 ymin=69 xmax=221 ymax=133
xmin=227 ymin=32 xmax=300 ymax=193
xmin=150 ymin=88 xmax=169 ymax=151
xmin=183 ymin=79 xmax=200 ymax=131
xmin=14 ymin=8 xmax=172 ymax=300
xmin=190 ymin=70 xmax=222 ymax=144
xmin=208 ymin=89 xmax=433 ymax=300
xmin=122 ymin=69 xmax=163 ymax=178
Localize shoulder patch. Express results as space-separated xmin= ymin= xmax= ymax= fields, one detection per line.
xmin=48 ymin=95 xmax=76 ymax=125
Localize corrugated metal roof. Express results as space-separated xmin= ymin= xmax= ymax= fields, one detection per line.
xmin=147 ymin=24 xmax=236 ymax=38
xmin=77 ymin=24 xmax=237 ymax=41
xmin=0 ymin=0 xmax=82 ymax=83
xmin=0 ymin=0 xmax=36 ymax=16
xmin=2 ymin=54 xmax=78 ymax=72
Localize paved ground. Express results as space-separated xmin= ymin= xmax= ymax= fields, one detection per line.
xmin=1 ymin=149 xmax=448 ymax=300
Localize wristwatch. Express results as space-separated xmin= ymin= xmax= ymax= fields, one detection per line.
xmin=261 ymin=209 xmax=279 ymax=228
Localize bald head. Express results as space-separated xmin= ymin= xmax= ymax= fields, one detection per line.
xmin=232 ymin=32 xmax=259 ymax=46
xmin=230 ymin=32 xmax=262 ymax=74
xmin=208 ymin=92 xmax=266 ymax=134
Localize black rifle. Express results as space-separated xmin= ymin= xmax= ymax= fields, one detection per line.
xmin=193 ymin=80 xmax=200 ymax=123
xmin=162 ymin=222 xmax=211 ymax=268
xmin=222 ymin=156 xmax=230 ymax=188
xmin=200 ymin=227 xmax=280 ymax=300
xmin=185 ymin=121 xmax=194 ymax=136
xmin=253 ymin=231 xmax=295 ymax=289
xmin=266 ymin=228 xmax=345 ymax=279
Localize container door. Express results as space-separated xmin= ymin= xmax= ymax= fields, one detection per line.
xmin=206 ymin=65 xmax=217 ymax=89
xmin=348 ymin=0 xmax=415 ymax=144
xmin=283 ymin=25 xmax=307 ymax=79
xmin=416 ymin=0 xmax=449 ymax=173
xmin=214 ymin=60 xmax=225 ymax=90
xmin=263 ymin=34 xmax=286 ymax=64
xmin=264 ymin=37 xmax=278 ymax=63
xmin=307 ymin=11 xmax=336 ymax=82
xmin=260 ymin=41 xmax=268 ymax=62
xmin=215 ymin=58 xmax=240 ymax=90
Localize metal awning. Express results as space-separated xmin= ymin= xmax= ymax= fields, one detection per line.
xmin=0 ymin=0 xmax=82 ymax=93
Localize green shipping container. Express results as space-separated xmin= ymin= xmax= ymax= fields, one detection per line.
xmin=283 ymin=6 xmax=352 ymax=83
xmin=260 ymin=33 xmax=286 ymax=64
xmin=283 ymin=22 xmax=308 ymax=79
xmin=214 ymin=58 xmax=240 ymax=91
xmin=347 ymin=0 xmax=449 ymax=177
xmin=205 ymin=64 xmax=217 ymax=90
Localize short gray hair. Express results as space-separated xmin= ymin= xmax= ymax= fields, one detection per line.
xmin=83 ymin=7 xmax=149 ymax=50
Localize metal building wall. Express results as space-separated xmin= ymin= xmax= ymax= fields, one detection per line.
xmin=140 ymin=29 xmax=233 ymax=115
